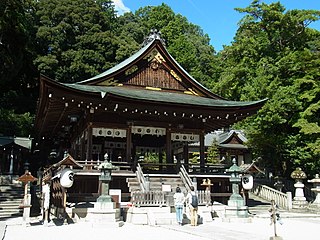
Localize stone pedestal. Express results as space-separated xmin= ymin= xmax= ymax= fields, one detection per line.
xmin=88 ymin=202 xmax=123 ymax=227
xmin=292 ymin=181 xmax=308 ymax=209
xmin=200 ymin=205 xmax=214 ymax=222
xmin=225 ymin=194 xmax=249 ymax=219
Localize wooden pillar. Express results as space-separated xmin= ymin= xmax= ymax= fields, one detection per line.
xmin=86 ymin=123 xmax=93 ymax=161
xmin=183 ymin=143 xmax=189 ymax=172
xmin=126 ymin=126 xmax=132 ymax=168
xmin=199 ymin=131 xmax=205 ymax=172
xmin=166 ymin=128 xmax=172 ymax=166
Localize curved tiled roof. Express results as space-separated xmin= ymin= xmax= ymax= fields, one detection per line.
xmin=62 ymin=83 xmax=267 ymax=108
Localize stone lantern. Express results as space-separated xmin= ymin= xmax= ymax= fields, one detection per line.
xmin=308 ymin=174 xmax=320 ymax=211
xmin=224 ymin=159 xmax=248 ymax=218
xmin=88 ymin=153 xmax=123 ymax=227
xmin=274 ymin=176 xmax=284 ymax=192
xmin=97 ymin=153 xmax=118 ymax=204
xmin=291 ymin=167 xmax=308 ymax=209
xmin=227 ymin=159 xmax=243 ymax=205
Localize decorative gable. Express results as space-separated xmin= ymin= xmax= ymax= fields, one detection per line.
xmin=220 ymin=131 xmax=246 ymax=145
xmin=80 ymin=30 xmax=215 ymax=97
xmin=228 ymin=135 xmax=243 ymax=144
xmin=123 ymin=49 xmax=189 ymax=91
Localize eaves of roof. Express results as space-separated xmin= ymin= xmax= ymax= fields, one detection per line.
xmin=62 ymin=84 xmax=267 ymax=108
xmin=0 ymin=137 xmax=32 ymax=150
xmin=219 ymin=130 xmax=247 ymax=144
xmin=218 ymin=143 xmax=249 ymax=150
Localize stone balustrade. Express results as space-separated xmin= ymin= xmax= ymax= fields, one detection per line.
xmin=251 ymin=183 xmax=292 ymax=210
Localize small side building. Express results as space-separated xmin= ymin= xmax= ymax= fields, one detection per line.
xmin=0 ymin=136 xmax=32 ymax=177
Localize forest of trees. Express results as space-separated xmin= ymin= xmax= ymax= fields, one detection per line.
xmin=0 ymin=0 xmax=319 ymax=177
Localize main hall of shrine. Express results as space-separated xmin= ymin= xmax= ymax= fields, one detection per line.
xmin=34 ymin=31 xmax=266 ymax=203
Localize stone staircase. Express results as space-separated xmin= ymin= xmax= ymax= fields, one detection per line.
xmin=127 ymin=174 xmax=186 ymax=193
xmin=0 ymin=181 xmax=24 ymax=220
xmin=149 ymin=175 xmax=186 ymax=193
xmin=127 ymin=177 xmax=140 ymax=193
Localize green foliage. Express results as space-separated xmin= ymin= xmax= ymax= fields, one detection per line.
xmin=189 ymin=152 xmax=199 ymax=164
xmin=0 ymin=109 xmax=34 ymax=136
xmin=34 ymin=0 xmax=118 ymax=82
xmin=0 ymin=0 xmax=38 ymax=137
xmin=218 ymin=1 xmax=320 ymax=177
xmin=206 ymin=139 xmax=220 ymax=164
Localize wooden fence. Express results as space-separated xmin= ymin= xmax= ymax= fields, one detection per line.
xmin=131 ymin=190 xmax=211 ymax=207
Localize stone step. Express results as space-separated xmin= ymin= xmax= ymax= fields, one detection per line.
xmin=126 ymin=175 xmax=187 ymax=194
xmin=0 ymin=182 xmax=25 ymax=219
xmin=126 ymin=178 xmax=138 ymax=183
xmin=0 ymin=212 xmax=22 ymax=219
xmin=0 ymin=200 xmax=22 ymax=206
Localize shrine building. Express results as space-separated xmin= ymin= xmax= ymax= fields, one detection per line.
xmin=34 ymin=31 xmax=267 ymax=204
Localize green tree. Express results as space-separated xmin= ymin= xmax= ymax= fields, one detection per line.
xmin=215 ymin=0 xmax=320 ymax=177
xmin=0 ymin=0 xmax=37 ymax=136
xmin=34 ymin=0 xmax=118 ymax=82
xmin=206 ymin=139 xmax=220 ymax=164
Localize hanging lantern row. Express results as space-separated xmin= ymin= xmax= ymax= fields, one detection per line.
xmin=57 ymin=95 xmax=251 ymax=121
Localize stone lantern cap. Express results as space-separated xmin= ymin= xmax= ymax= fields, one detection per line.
xmin=226 ymin=158 xmax=243 ymax=173
xmin=308 ymin=174 xmax=320 ymax=183
xmin=98 ymin=153 xmax=119 ymax=170
xmin=98 ymin=160 xmax=119 ymax=170
xmin=290 ymin=167 xmax=307 ymax=180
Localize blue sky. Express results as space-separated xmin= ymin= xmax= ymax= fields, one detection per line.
xmin=112 ymin=0 xmax=320 ymax=51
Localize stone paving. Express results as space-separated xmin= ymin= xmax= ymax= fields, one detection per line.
xmin=2 ymin=209 xmax=320 ymax=240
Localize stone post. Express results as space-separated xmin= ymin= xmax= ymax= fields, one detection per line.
xmin=145 ymin=174 xmax=150 ymax=192
xmin=192 ymin=177 xmax=197 ymax=191
xmin=308 ymin=174 xmax=320 ymax=212
xmin=17 ymin=171 xmax=37 ymax=226
xmin=201 ymin=178 xmax=213 ymax=205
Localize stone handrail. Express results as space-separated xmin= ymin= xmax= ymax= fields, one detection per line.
xmin=251 ymin=183 xmax=292 ymax=210
xmin=179 ymin=165 xmax=193 ymax=192
xmin=136 ymin=163 xmax=147 ymax=192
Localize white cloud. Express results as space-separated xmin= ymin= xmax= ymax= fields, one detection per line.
xmin=112 ymin=0 xmax=131 ymax=16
